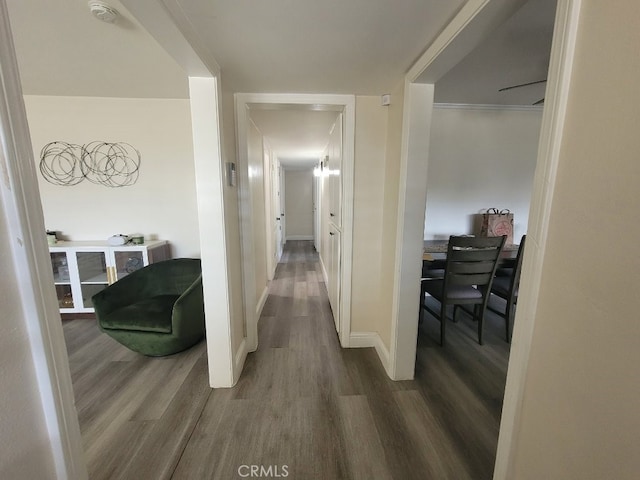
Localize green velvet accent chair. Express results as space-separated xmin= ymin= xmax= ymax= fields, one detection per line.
xmin=92 ymin=258 xmax=204 ymax=356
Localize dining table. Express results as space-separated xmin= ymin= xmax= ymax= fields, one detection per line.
xmin=422 ymin=239 xmax=519 ymax=269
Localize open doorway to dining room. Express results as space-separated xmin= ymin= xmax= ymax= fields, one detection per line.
xmin=387 ymin=0 xmax=580 ymax=476
xmin=418 ymin=0 xmax=557 ymax=347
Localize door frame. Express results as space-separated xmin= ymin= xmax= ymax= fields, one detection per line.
xmin=235 ymin=93 xmax=355 ymax=351
xmin=388 ymin=0 xmax=582 ymax=478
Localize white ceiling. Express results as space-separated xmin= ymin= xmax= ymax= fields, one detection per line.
xmin=249 ymin=108 xmax=339 ymax=169
xmin=174 ymin=0 xmax=466 ymax=95
xmin=433 ymin=0 xmax=557 ymax=105
xmin=6 ymin=0 xmax=189 ymax=98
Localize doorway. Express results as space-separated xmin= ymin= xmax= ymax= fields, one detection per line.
xmin=389 ymin=0 xmax=581 ymax=477
xmin=235 ymin=94 xmax=355 ymax=353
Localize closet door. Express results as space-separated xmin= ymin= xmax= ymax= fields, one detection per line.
xmin=328 ymin=228 xmax=341 ymax=331
xmin=328 ymin=113 xmax=343 ymax=229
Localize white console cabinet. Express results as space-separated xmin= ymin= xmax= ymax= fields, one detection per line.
xmin=49 ymin=240 xmax=169 ymax=314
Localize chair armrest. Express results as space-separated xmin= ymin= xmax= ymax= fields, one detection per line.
xmin=172 ymin=275 xmax=205 ymax=337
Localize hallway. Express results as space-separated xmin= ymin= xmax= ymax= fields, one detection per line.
xmin=64 ymin=240 xmax=508 ymax=479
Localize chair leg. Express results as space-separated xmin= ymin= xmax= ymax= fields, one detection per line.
xmin=505 ymin=299 xmax=514 ymax=342
xmin=478 ymin=305 xmax=484 ymax=345
xmin=452 ymin=305 xmax=459 ymax=322
xmin=440 ymin=301 xmax=447 ymax=346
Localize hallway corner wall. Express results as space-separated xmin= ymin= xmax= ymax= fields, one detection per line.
xmin=351 ymin=96 xmax=388 ymax=337
xmin=221 ymin=90 xmax=247 ymax=352
xmin=377 ymin=80 xmax=406 ymax=351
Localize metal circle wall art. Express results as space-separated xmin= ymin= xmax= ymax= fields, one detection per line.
xmin=81 ymin=141 xmax=141 ymax=187
xmin=39 ymin=141 xmax=141 ymax=187
xmin=39 ymin=141 xmax=85 ymax=186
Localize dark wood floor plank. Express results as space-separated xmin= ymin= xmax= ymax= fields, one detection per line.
xmin=63 ymin=240 xmax=509 ymax=480
xmin=337 ymin=395 xmax=394 ymax=480
xmin=394 ymin=389 xmax=474 ymax=480
xmin=117 ymin=354 xmax=211 ymax=480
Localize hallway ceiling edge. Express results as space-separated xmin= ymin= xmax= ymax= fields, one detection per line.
xmin=7 ymin=0 xmax=555 ymax=105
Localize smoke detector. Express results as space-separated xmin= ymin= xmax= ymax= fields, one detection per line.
xmin=88 ymin=1 xmax=119 ymax=23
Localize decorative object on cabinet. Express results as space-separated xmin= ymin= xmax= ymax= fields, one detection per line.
xmin=46 ymin=230 xmax=58 ymax=245
xmin=130 ymin=234 xmax=144 ymax=245
xmin=48 ymin=240 xmax=169 ymax=314
xmin=107 ymin=234 xmax=129 ymax=246
xmin=39 ymin=140 xmax=141 ymax=187
xmin=92 ymin=258 xmax=204 ymax=356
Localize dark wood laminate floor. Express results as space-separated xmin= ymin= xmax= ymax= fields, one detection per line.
xmin=63 ymin=240 xmax=510 ymax=479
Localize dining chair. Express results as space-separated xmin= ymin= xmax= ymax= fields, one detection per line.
xmin=487 ymin=235 xmax=526 ymax=343
xmin=421 ymin=235 xmax=506 ymax=346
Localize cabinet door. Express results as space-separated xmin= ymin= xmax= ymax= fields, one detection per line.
xmin=110 ymin=243 xmax=169 ymax=282
xmin=50 ymin=251 xmax=75 ymax=310
xmin=111 ymin=249 xmax=146 ymax=281
xmin=74 ymin=249 xmax=109 ymax=311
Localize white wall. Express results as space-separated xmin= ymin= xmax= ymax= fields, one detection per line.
xmin=284 ymin=169 xmax=313 ymax=239
xmin=23 ymin=95 xmax=200 ymax=258
xmin=424 ymin=106 xmax=542 ymax=242
xmin=350 ymin=96 xmax=388 ymax=334
xmin=508 ymin=1 xmax=640 ymax=478
xmin=377 ymin=80 xmax=406 ymax=350
xmin=0 ymin=191 xmax=56 ymax=479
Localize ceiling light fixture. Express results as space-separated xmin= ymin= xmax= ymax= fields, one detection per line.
xmin=88 ymin=1 xmax=119 ymax=23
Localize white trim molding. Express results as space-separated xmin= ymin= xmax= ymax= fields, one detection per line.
xmin=434 ymin=103 xmax=544 ymax=112
xmin=349 ymin=332 xmax=392 ymax=377
xmin=493 ymin=1 xmax=582 ymax=478
xmin=256 ymin=285 xmax=269 ymax=321
xmin=233 ymin=337 xmax=249 ymax=385
xmin=286 ymin=235 xmax=314 ymax=241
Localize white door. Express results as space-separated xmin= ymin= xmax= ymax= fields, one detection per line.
xmin=313 ymin=166 xmax=320 ymax=251
xmin=274 ymin=162 xmax=284 ymax=261
xmin=328 ymin=228 xmax=341 ymax=331
xmin=265 ymin=148 xmax=278 ymax=275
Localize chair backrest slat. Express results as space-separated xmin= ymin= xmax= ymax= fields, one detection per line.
xmin=448 ymin=273 xmax=493 ymax=286
xmin=444 ymin=235 xmax=506 ymax=289
xmin=449 ymin=248 xmax=501 ymax=262
xmin=448 ymin=260 xmax=497 ymax=275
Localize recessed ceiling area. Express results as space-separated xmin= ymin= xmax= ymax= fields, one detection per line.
xmin=249 ymin=108 xmax=339 ymax=169
xmin=432 ymin=0 xmax=557 ymax=106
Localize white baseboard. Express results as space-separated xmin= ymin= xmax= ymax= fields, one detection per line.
xmin=256 ymin=285 xmax=269 ymax=321
xmin=319 ymin=255 xmax=329 ymax=284
xmin=286 ymin=235 xmax=313 ymax=241
xmin=233 ymin=337 xmax=248 ymax=386
xmin=349 ymin=332 xmax=392 ymax=378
